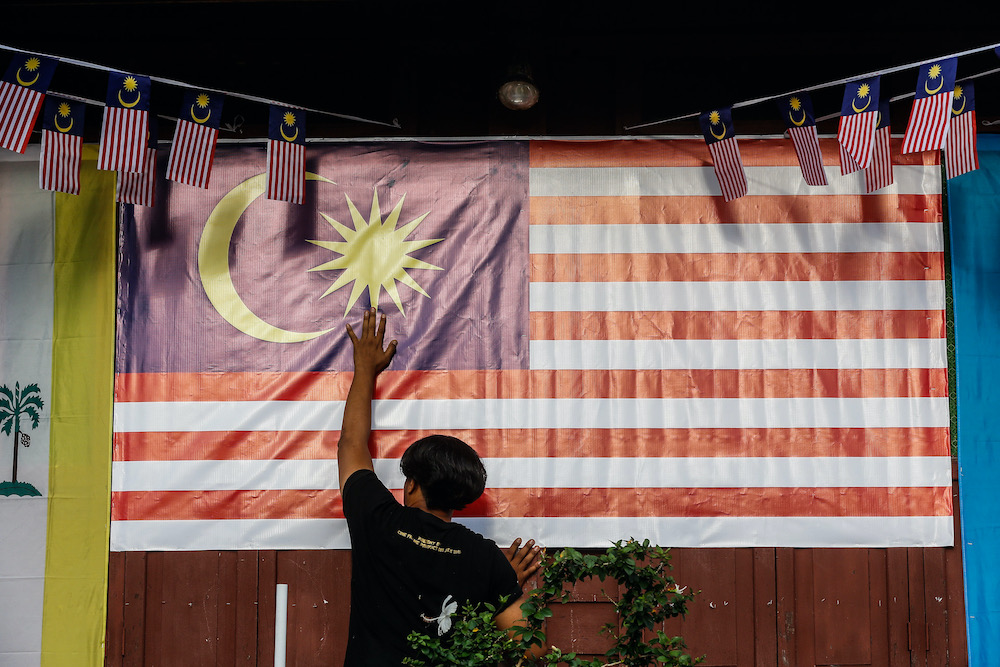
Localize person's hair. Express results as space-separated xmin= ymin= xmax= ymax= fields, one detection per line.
xmin=399 ymin=435 xmax=487 ymax=511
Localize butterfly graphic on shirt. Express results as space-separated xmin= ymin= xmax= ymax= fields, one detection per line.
xmin=420 ymin=594 xmax=458 ymax=636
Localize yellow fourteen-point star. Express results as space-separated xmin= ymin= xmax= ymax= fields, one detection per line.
xmin=308 ymin=190 xmax=443 ymax=316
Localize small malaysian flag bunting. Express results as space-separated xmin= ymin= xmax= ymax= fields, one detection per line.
xmin=838 ymin=76 xmax=880 ymax=173
xmin=267 ymin=104 xmax=306 ymax=204
xmin=778 ymin=92 xmax=827 ymax=186
xmin=117 ymin=116 xmax=158 ymax=207
xmin=39 ymin=97 xmax=84 ymax=195
xmin=902 ymin=58 xmax=957 ymax=154
xmin=98 ymin=71 xmax=151 ymax=173
xmin=944 ymin=81 xmax=978 ymax=180
xmin=699 ymin=106 xmax=747 ymax=201
xmin=0 ymin=52 xmax=57 ymax=154
xmin=166 ymin=89 xmax=223 ymax=188
xmin=865 ymin=100 xmax=893 ymax=193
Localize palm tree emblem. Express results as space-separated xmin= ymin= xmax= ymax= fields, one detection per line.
xmin=1 ymin=382 xmax=44 ymax=489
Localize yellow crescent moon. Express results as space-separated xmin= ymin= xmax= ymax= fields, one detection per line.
xmin=925 ymin=75 xmax=945 ymax=96
xmin=15 ymin=68 xmax=39 ymax=87
xmin=198 ymin=172 xmax=337 ymax=343
xmin=279 ymin=124 xmax=299 ymax=142
xmin=190 ymin=104 xmax=211 ymax=124
xmin=788 ymin=109 xmax=807 ymax=127
xmin=953 ymin=95 xmax=966 ymax=116
xmin=851 ymin=95 xmax=872 ymax=114
xmin=709 ymin=123 xmax=727 ymax=141
xmin=118 ymin=88 xmax=141 ymax=109
xmin=53 ymin=114 xmax=73 ymax=133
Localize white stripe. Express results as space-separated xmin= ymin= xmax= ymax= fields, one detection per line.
xmin=111 ymin=455 xmax=953 ymax=492
xmin=529 ymin=279 xmax=944 ymax=312
xmin=109 ymin=515 xmax=954 ymax=550
xmin=528 ymin=164 xmax=941 ymax=197
xmin=528 ymin=222 xmax=943 ymax=254
xmin=528 ymin=338 xmax=945 ymax=370
xmin=113 ymin=396 xmax=950 ymax=432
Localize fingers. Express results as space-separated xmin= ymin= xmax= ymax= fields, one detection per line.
xmin=345 ymin=322 xmax=358 ymax=344
xmin=362 ymin=307 xmax=373 ymax=339
xmin=503 ymin=538 xmax=522 ymax=562
xmin=375 ymin=310 xmax=387 ymax=344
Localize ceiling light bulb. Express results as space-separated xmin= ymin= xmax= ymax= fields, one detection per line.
xmin=498 ymin=79 xmax=539 ymax=110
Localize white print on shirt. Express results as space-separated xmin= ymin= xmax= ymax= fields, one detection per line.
xmin=420 ymin=595 xmax=458 ymax=636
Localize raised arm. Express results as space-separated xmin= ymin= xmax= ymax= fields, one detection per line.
xmin=338 ymin=307 xmax=397 ymax=490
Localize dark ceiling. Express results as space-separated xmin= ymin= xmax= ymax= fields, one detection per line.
xmin=4 ymin=1 xmax=1000 ymax=142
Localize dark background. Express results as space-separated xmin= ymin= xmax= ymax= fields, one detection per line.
xmin=4 ymin=2 xmax=999 ymax=140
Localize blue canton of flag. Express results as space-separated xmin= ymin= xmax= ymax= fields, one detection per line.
xmin=902 ymin=58 xmax=957 ymax=154
xmin=39 ymin=96 xmax=84 ymax=194
xmin=266 ymin=105 xmax=306 ymax=204
xmin=0 ymin=52 xmax=58 ymax=153
xmin=838 ymin=76 xmax=880 ymax=173
xmin=98 ymin=71 xmax=152 ymax=172
xmin=945 ymin=80 xmax=978 ymax=179
xmin=778 ymin=92 xmax=827 ymax=186
xmin=698 ymin=106 xmax=746 ymax=201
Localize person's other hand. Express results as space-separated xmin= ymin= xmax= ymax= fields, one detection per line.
xmin=504 ymin=537 xmax=542 ymax=587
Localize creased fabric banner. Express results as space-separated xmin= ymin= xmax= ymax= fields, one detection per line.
xmin=1 ymin=145 xmax=114 ymax=667
xmin=111 ymin=139 xmax=953 ymax=551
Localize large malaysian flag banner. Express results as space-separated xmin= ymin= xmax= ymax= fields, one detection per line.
xmin=698 ymin=106 xmax=747 ymax=201
xmin=166 ymin=89 xmax=223 ymax=188
xmin=777 ymin=92 xmax=827 ymax=186
xmin=0 ymin=52 xmax=57 ymax=154
xmin=944 ymin=81 xmax=978 ymax=180
xmin=97 ymin=71 xmax=151 ymax=173
xmin=838 ymin=76 xmax=880 ymax=172
xmin=111 ymin=140 xmax=952 ymax=551
xmin=901 ymin=58 xmax=957 ymax=155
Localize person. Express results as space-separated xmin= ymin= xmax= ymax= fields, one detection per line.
xmin=338 ymin=307 xmax=542 ymax=665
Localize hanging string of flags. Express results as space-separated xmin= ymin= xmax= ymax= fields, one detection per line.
xmin=0 ymin=43 xmax=997 ymax=207
xmin=631 ymin=43 xmax=999 ymax=201
xmin=0 ymin=43 xmax=399 ymax=208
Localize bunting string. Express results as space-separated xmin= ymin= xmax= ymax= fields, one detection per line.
xmin=625 ymin=41 xmax=1000 ymax=132
xmin=0 ymin=42 xmax=401 ymax=130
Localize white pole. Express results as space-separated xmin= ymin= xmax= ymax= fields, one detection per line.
xmin=274 ymin=583 xmax=288 ymax=667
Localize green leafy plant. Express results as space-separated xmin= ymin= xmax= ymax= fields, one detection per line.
xmin=406 ymin=539 xmax=701 ymax=666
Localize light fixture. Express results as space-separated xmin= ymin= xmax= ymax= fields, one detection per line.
xmin=498 ymin=65 xmax=539 ymax=111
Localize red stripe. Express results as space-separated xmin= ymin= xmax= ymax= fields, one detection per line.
xmin=530 ymin=310 xmax=945 ymax=341
xmin=110 ymin=485 xmax=953 ymax=521
xmin=115 ymin=366 xmax=947 ymax=404
xmin=528 ymin=193 xmax=942 ymax=225
xmin=531 ymin=252 xmax=944 ymax=283
xmin=114 ymin=426 xmax=952 ymax=462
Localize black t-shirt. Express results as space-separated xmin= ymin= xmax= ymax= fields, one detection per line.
xmin=342 ymin=469 xmax=522 ymax=666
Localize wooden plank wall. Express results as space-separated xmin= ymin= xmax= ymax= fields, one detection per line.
xmin=105 ymin=465 xmax=967 ymax=666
